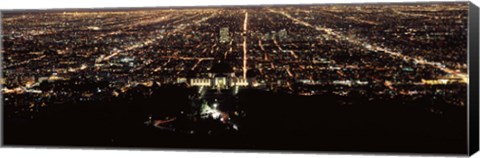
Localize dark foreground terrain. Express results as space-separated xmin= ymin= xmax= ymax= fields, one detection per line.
xmin=4 ymin=85 xmax=466 ymax=154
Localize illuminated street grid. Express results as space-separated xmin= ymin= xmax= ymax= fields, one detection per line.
xmin=2 ymin=3 xmax=468 ymax=120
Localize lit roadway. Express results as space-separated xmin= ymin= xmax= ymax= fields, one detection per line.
xmin=243 ymin=11 xmax=249 ymax=79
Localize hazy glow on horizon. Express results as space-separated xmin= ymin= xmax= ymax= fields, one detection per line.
xmin=0 ymin=0 xmax=464 ymax=10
